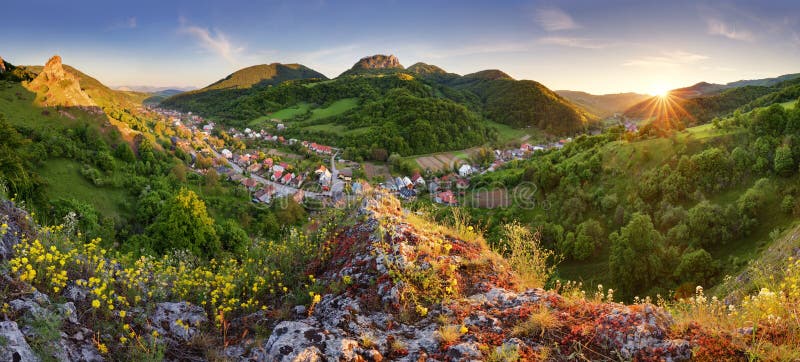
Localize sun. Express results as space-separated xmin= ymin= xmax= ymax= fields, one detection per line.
xmin=649 ymin=84 xmax=671 ymax=98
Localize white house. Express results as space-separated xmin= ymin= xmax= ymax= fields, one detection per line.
xmin=459 ymin=164 xmax=475 ymax=178
xmin=221 ymin=149 xmax=233 ymax=159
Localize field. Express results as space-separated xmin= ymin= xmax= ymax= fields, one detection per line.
xmin=308 ymin=98 xmax=358 ymax=120
xmin=412 ymin=148 xmax=480 ymax=172
xmin=248 ymin=103 xmax=311 ymax=127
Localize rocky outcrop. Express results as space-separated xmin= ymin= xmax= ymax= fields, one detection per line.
xmin=0 ymin=194 xmax=699 ymax=361
xmin=24 ymin=55 xmax=96 ymax=107
xmin=0 ymin=321 xmax=38 ymax=362
xmin=0 ymin=56 xmax=6 ymax=73
xmin=339 ymin=54 xmax=404 ymax=77
xmin=352 ymin=54 xmax=403 ymax=70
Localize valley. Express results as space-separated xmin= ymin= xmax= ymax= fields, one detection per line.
xmin=1 ymin=2 xmax=800 ymax=358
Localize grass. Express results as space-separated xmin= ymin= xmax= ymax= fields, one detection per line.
xmin=512 ymin=306 xmax=561 ymax=338
xmin=780 ymin=100 xmax=797 ymax=110
xmin=38 ymin=159 xmax=131 ymax=219
xmin=307 ymin=98 xmax=358 ymax=121
xmin=248 ymin=103 xmax=311 ymax=127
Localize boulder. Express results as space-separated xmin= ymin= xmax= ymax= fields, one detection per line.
xmin=0 ymin=321 xmax=38 ymax=362
xmin=150 ymin=302 xmax=207 ymax=342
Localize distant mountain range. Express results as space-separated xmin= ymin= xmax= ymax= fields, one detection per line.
xmin=623 ymin=73 xmax=800 ymax=128
xmin=114 ymin=85 xmax=197 ymax=93
xmin=161 ymin=54 xmax=595 ymax=139
xmin=556 ymin=91 xmax=651 ymax=118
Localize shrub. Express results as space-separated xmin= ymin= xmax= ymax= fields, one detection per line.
xmin=496 ymin=222 xmax=557 ymax=289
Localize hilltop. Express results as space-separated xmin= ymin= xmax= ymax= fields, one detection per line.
xmin=339 ymin=54 xmax=404 ymax=77
xmin=25 ymin=55 xmax=96 ymax=107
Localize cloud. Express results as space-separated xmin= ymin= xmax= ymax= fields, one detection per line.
xmin=534 ymin=7 xmax=579 ymax=31
xmin=178 ymin=17 xmax=244 ymax=65
xmin=624 ymin=51 xmax=709 ymax=68
xmin=537 ymin=36 xmax=610 ymax=49
xmin=706 ymin=18 xmax=755 ymax=41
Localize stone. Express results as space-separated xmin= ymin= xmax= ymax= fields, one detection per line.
xmin=150 ymin=302 xmax=207 ymax=342
xmin=0 ymin=321 xmax=38 ymax=362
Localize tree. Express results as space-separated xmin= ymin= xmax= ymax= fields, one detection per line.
xmin=609 ymin=213 xmax=667 ymax=298
xmin=147 ymin=188 xmax=220 ymax=257
xmin=674 ymin=249 xmax=718 ymax=287
xmin=216 ymin=219 xmax=250 ymax=253
xmin=572 ymin=219 xmax=604 ymax=260
xmin=774 ymin=144 xmax=795 ymax=176
xmin=272 ymin=196 xmax=307 ymax=225
xmin=686 ymin=201 xmax=732 ymax=247
xmin=749 ymin=104 xmax=787 ymax=137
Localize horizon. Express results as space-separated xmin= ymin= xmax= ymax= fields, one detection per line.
xmin=3 ymin=0 xmax=800 ymax=94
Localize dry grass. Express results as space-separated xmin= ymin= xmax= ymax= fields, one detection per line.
xmin=436 ymin=324 xmax=462 ymax=344
xmin=512 ymin=306 xmax=561 ymax=338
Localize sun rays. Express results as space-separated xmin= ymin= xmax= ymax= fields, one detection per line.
xmin=639 ymin=91 xmax=694 ymax=133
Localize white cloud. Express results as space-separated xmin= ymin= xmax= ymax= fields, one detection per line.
xmin=178 ymin=17 xmax=244 ymax=65
xmin=624 ymin=51 xmax=709 ymax=68
xmin=538 ymin=36 xmax=609 ymax=49
xmin=707 ymin=18 xmax=755 ymax=41
xmin=534 ymin=7 xmax=579 ymax=31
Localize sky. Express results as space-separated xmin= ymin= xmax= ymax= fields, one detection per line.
xmin=2 ymin=0 xmax=799 ymax=94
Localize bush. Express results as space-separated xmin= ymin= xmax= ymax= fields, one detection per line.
xmin=497 ymin=222 xmax=556 ymax=289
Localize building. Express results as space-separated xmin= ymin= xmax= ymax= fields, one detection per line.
xmin=221 ymin=149 xmax=233 ymax=159
xmin=459 ymin=164 xmax=475 ymax=178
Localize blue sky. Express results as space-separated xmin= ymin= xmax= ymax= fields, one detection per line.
xmin=2 ymin=0 xmax=799 ymax=94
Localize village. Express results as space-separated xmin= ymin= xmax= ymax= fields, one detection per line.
xmin=146 ymin=105 xmax=571 ymax=210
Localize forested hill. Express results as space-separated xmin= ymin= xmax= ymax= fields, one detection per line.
xmin=624 ymin=73 xmax=800 ymax=128
xmin=160 ymin=55 xmax=597 ymax=156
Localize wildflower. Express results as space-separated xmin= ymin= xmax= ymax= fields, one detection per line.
xmin=119 ymin=310 xmax=126 ymax=318
xmin=459 ymin=325 xmax=468 ymax=334
xmin=91 ymin=299 xmax=101 ymax=309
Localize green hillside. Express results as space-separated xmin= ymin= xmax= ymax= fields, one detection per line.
xmin=464 ymin=99 xmax=800 ymax=299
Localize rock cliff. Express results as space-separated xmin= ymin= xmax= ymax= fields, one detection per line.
xmin=24 ymin=55 xmax=96 ymax=107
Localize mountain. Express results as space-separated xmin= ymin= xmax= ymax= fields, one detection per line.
xmin=24 ymin=55 xmax=96 ymax=107
xmin=448 ymin=75 xmax=596 ymax=133
xmin=114 ymin=85 xmax=196 ymax=93
xmin=161 ymin=62 xmax=327 ymax=114
xmin=338 ymin=54 xmax=404 ymax=77
xmin=556 ymin=90 xmax=650 ymax=118
xmin=460 ymin=69 xmax=513 ymax=81
xmin=142 ymin=89 xmax=188 ymax=105
xmin=406 ymin=62 xmax=447 ymax=76
xmin=203 ymin=63 xmax=327 ymax=91
xmin=21 ymin=55 xmax=148 ymax=110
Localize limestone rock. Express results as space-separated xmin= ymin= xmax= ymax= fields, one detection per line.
xmin=150 ymin=302 xmax=207 ymax=342
xmin=0 ymin=321 xmax=39 ymax=362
